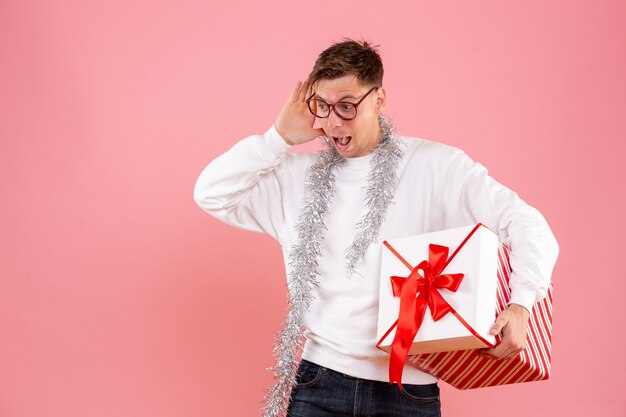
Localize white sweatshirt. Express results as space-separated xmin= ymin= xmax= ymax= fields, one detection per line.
xmin=193 ymin=125 xmax=559 ymax=384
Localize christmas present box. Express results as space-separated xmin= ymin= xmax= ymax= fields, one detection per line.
xmin=376 ymin=223 xmax=553 ymax=389
xmin=376 ymin=223 xmax=500 ymax=386
xmin=406 ymin=242 xmax=553 ymax=389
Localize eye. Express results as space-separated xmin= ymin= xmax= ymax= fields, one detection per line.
xmin=317 ymin=102 xmax=329 ymax=111
xmin=339 ymin=103 xmax=354 ymax=111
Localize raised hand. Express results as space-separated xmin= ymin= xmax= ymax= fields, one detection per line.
xmin=274 ymin=78 xmax=325 ymax=146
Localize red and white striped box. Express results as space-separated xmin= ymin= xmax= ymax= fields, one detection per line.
xmin=406 ymin=242 xmax=554 ymax=389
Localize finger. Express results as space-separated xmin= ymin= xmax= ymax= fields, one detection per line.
xmin=477 ymin=338 xmax=512 ymax=360
xmin=488 ymin=343 xmax=508 ymax=360
xmin=303 ymin=78 xmax=316 ymax=102
xmin=499 ymin=345 xmax=521 ymax=360
xmin=297 ymin=78 xmax=309 ymax=102
xmin=476 ymin=347 xmax=497 ymax=359
xmin=496 ymin=337 xmax=525 ymax=360
xmin=501 ymin=350 xmax=520 ymax=360
xmin=289 ymin=80 xmax=303 ymax=103
xmin=476 ymin=343 xmax=504 ymax=359
xmin=505 ymin=339 xmax=526 ymax=358
xmin=478 ymin=349 xmax=518 ymax=361
xmin=305 ymin=78 xmax=315 ymax=99
xmin=490 ymin=314 xmax=508 ymax=336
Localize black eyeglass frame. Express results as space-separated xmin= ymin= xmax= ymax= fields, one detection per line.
xmin=305 ymin=86 xmax=379 ymax=120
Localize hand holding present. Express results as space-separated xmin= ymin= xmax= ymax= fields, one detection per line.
xmin=477 ymin=303 xmax=530 ymax=360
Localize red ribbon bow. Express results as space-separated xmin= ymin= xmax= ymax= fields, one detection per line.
xmin=388 ymin=243 xmax=464 ymax=390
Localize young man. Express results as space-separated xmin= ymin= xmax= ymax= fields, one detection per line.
xmin=194 ymin=39 xmax=559 ymax=417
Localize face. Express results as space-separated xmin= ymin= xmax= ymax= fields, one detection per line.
xmin=312 ymin=74 xmax=386 ymax=158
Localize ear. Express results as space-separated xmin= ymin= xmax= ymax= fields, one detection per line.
xmin=375 ymin=87 xmax=387 ymax=113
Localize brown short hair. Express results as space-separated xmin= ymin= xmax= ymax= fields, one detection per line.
xmin=308 ymin=38 xmax=384 ymax=88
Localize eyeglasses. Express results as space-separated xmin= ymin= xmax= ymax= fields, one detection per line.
xmin=305 ymin=86 xmax=378 ymax=120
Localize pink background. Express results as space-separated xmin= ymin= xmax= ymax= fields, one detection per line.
xmin=1 ymin=1 xmax=624 ymax=416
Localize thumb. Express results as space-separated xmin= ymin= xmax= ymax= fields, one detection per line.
xmin=490 ymin=313 xmax=509 ymax=336
xmin=313 ymin=128 xmax=325 ymax=138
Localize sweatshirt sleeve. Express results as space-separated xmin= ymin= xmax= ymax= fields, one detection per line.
xmin=193 ymin=125 xmax=292 ymax=240
xmin=439 ymin=147 xmax=560 ymax=313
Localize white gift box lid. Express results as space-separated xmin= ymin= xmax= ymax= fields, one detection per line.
xmin=376 ymin=223 xmax=499 ymax=355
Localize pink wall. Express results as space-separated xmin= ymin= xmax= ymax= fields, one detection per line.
xmin=1 ymin=1 xmax=624 ymax=416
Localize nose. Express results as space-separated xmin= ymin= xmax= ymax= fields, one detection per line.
xmin=327 ymin=107 xmax=343 ymax=128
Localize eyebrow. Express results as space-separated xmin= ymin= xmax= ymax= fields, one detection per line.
xmin=315 ymin=93 xmax=357 ymax=101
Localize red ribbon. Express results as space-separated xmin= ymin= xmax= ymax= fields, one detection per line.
xmin=378 ymin=224 xmax=496 ymax=389
xmin=387 ymin=243 xmax=464 ymax=390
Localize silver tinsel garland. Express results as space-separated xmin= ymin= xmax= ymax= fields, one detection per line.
xmin=344 ymin=115 xmax=405 ymax=278
xmin=261 ymin=114 xmax=404 ymax=417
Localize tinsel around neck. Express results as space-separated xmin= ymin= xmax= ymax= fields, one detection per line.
xmin=261 ymin=114 xmax=404 ymax=417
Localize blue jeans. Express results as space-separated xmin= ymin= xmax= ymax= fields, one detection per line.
xmin=286 ymin=359 xmax=441 ymax=417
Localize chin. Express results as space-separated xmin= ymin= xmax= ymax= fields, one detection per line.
xmin=340 ymin=149 xmax=361 ymax=158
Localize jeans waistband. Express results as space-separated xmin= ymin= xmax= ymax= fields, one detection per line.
xmin=299 ymin=359 xmax=437 ymax=387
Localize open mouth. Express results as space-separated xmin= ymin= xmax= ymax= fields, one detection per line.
xmin=332 ymin=136 xmax=352 ymax=150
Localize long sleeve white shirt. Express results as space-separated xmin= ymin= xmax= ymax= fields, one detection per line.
xmin=193 ymin=125 xmax=559 ymax=384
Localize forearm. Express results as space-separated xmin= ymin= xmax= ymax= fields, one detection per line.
xmin=193 ymin=124 xmax=291 ymax=236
